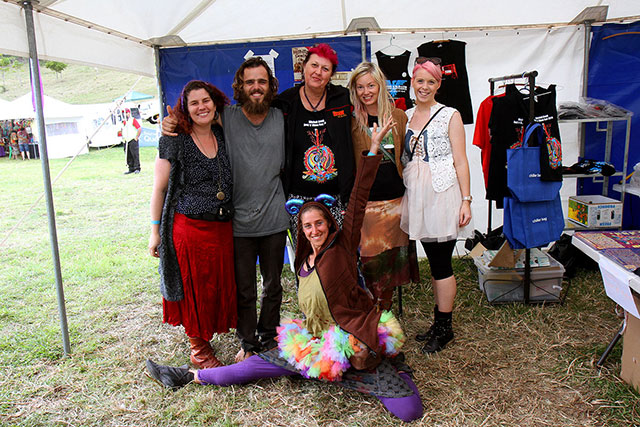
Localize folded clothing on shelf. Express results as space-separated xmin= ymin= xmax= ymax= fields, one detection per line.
xmin=563 ymin=159 xmax=616 ymax=176
xmin=558 ymin=98 xmax=630 ymax=120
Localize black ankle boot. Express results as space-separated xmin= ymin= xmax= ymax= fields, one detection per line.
xmin=421 ymin=313 xmax=454 ymax=354
xmin=146 ymin=359 xmax=194 ymax=389
xmin=415 ymin=305 xmax=439 ymax=342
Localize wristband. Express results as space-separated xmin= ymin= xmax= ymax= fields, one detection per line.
xmin=367 ymin=151 xmax=376 ymax=156
xmin=151 ymin=220 xmax=160 ymax=225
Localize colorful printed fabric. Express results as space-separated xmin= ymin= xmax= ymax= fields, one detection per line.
xmin=276 ymin=310 xmax=405 ymax=382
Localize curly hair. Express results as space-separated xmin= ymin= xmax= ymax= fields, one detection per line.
xmin=231 ymin=57 xmax=278 ymax=103
xmin=302 ymin=43 xmax=338 ymax=75
xmin=173 ymin=80 xmax=230 ymax=134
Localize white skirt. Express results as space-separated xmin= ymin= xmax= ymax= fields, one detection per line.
xmin=400 ymin=160 xmax=473 ymax=243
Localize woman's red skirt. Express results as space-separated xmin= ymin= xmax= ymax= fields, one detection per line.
xmin=163 ymin=213 xmax=237 ymax=340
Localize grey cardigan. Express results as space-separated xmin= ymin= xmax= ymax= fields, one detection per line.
xmin=157 ymin=132 xmax=185 ymax=301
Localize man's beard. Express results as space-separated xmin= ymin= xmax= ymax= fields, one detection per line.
xmin=240 ymin=88 xmax=273 ymax=115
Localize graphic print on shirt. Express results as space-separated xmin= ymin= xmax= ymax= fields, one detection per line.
xmin=543 ymin=122 xmax=562 ymax=169
xmin=302 ymin=119 xmax=338 ymax=183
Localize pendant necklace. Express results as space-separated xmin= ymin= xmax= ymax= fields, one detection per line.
xmin=193 ymin=130 xmax=225 ymax=200
xmin=303 ymin=85 xmax=326 ymax=112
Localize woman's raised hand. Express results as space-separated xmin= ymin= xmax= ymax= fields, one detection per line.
xmin=161 ymin=105 xmax=178 ymax=137
xmin=369 ymin=117 xmax=396 ymax=155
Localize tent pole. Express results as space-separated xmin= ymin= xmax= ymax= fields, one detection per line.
xmin=21 ymin=0 xmax=71 ymax=356
xmin=154 ymin=46 xmax=165 ymax=122
xmin=579 ymin=21 xmax=593 ymax=159
xmin=359 ymin=29 xmax=367 ymax=62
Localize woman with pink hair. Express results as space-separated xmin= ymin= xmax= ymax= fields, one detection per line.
xmin=274 ymin=43 xmax=355 ymax=234
xmin=401 ymin=58 xmax=473 ymax=354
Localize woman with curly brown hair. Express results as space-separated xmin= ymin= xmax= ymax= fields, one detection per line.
xmin=149 ymin=80 xmax=237 ymax=369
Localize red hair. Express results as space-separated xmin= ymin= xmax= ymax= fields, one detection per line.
xmin=412 ymin=61 xmax=442 ymax=82
xmin=304 ymin=43 xmax=338 ymax=74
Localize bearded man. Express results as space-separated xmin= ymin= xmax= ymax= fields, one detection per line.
xmin=163 ymin=57 xmax=288 ymax=362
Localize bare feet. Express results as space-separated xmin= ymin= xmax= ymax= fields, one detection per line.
xmin=235 ymin=348 xmax=255 ymax=363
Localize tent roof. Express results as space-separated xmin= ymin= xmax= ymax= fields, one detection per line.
xmin=1 ymin=0 xmax=639 ymax=76
xmin=0 ymin=93 xmax=83 ymax=120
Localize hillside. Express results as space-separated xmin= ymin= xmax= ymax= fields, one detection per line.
xmin=0 ymin=57 xmax=157 ymax=104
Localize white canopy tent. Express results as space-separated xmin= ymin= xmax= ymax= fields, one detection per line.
xmin=0 ymin=1 xmax=639 ymax=76
xmin=1 ymin=0 xmax=639 ymax=355
xmin=1 ymin=93 xmax=88 ymax=158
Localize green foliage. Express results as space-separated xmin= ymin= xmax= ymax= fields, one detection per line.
xmin=0 ymin=54 xmax=24 ymax=91
xmin=0 ymin=60 xmax=156 ymax=103
xmin=42 ymin=60 xmax=68 ymax=78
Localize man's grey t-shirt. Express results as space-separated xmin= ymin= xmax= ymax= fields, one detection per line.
xmin=223 ymin=104 xmax=289 ymax=237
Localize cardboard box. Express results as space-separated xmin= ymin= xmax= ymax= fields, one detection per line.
xmin=567 ymin=195 xmax=622 ymax=228
xmin=621 ymin=293 xmax=640 ymax=392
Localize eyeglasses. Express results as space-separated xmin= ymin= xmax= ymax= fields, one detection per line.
xmin=415 ymin=56 xmax=442 ymax=66
xmin=285 ymin=193 xmax=336 ymax=215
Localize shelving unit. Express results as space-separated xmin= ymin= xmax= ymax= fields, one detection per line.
xmin=559 ymin=114 xmax=633 ymax=230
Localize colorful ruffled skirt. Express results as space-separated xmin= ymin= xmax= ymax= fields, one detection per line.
xmin=276 ymin=311 xmax=405 ymax=382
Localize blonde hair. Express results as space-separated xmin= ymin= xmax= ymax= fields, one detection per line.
xmin=348 ymin=62 xmax=395 ymax=132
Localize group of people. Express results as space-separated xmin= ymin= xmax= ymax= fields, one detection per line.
xmin=146 ymin=43 xmax=473 ymax=422
xmin=1 ymin=124 xmax=32 ymax=160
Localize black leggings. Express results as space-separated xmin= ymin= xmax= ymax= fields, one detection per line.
xmin=420 ymin=240 xmax=456 ymax=280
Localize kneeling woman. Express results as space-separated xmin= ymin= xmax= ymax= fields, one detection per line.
xmin=146 ymin=119 xmax=423 ymax=422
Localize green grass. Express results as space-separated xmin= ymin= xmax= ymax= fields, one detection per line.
xmin=0 ymin=148 xmax=638 ymax=425
xmin=0 ymin=57 xmax=157 ymax=103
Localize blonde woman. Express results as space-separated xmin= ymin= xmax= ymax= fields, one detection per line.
xmin=401 ymin=58 xmax=473 ymax=354
xmin=348 ymin=62 xmax=417 ymax=309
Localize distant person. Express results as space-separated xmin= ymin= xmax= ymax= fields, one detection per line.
xmin=121 ymin=108 xmax=141 ymax=174
xmin=17 ymin=127 xmax=30 ymax=160
xmin=149 ymin=80 xmax=236 ymax=369
xmin=162 ymin=57 xmax=289 ymax=363
xmin=9 ymin=129 xmax=19 ymax=160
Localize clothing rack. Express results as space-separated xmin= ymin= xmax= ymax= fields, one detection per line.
xmin=488 ymin=70 xmax=538 ymax=304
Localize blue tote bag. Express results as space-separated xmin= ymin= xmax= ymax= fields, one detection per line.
xmin=507 ymin=123 xmax=562 ymax=202
xmin=503 ymin=195 xmax=564 ymax=249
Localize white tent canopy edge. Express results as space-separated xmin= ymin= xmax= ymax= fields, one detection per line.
xmin=1 ymin=0 xmax=639 ymax=75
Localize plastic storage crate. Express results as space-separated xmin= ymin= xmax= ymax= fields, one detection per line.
xmin=474 ymin=255 xmax=565 ymax=303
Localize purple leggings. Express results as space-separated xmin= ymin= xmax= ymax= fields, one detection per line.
xmin=197 ymin=355 xmax=423 ymax=422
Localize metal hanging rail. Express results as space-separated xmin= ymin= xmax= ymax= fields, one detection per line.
xmin=488 ymin=70 xmax=538 ymax=304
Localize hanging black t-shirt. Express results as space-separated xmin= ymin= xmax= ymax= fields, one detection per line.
xmin=486 ymin=84 xmax=562 ymax=203
xmin=417 ymin=40 xmax=474 ymax=124
xmin=375 ymin=50 xmax=413 ymax=110
xmin=367 ymin=115 xmax=405 ymax=201
xmin=290 ymin=103 xmax=339 ymax=197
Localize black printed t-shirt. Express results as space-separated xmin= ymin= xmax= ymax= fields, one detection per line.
xmin=290 ymin=104 xmax=339 ymax=197
xmin=367 ymin=115 xmax=405 ymax=201
xmin=487 ymin=84 xmax=562 ymax=203
xmin=375 ymin=50 xmax=413 ymax=110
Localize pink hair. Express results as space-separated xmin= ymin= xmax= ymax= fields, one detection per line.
xmin=305 ymin=43 xmax=338 ymax=72
xmin=412 ymin=61 xmax=442 ymax=82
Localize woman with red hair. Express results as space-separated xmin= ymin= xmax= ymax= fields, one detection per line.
xmin=274 ymin=43 xmax=355 ymax=237
xmin=148 ymin=80 xmax=237 ymax=368
xmin=401 ymin=58 xmax=473 ymax=354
